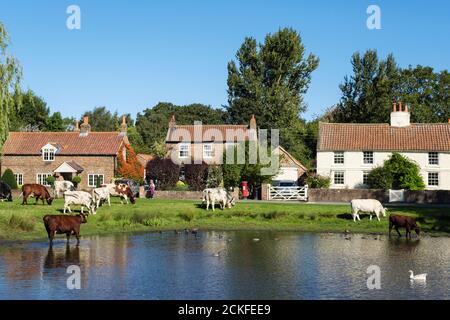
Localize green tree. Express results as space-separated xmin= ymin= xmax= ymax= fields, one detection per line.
xmin=226 ymin=28 xmax=319 ymax=165
xmin=0 ymin=22 xmax=22 ymax=144
xmin=9 ymin=90 xmax=50 ymax=131
xmin=332 ymin=50 xmax=400 ymax=123
xmin=367 ymin=166 xmax=393 ymax=189
xmin=81 ymin=107 xmax=129 ymax=131
xmin=45 ymin=112 xmax=65 ymax=131
xmin=1 ymin=168 xmax=18 ymax=189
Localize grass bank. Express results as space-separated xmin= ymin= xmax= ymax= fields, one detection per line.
xmin=0 ymin=198 xmax=449 ymax=241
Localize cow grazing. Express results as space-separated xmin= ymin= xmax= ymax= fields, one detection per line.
xmin=389 ymin=215 xmax=421 ymax=238
xmin=202 ymin=188 xmax=236 ymax=211
xmin=350 ymin=199 xmax=386 ymax=222
xmin=53 ymin=180 xmax=75 ymax=198
xmin=0 ymin=181 xmax=13 ymax=202
xmin=92 ymin=187 xmax=111 ymax=208
xmin=63 ymin=191 xmax=97 ymax=215
xmin=22 ymin=184 xmax=53 ymax=205
xmin=103 ymin=183 xmax=136 ymax=204
xmin=43 ymin=214 xmax=87 ymax=246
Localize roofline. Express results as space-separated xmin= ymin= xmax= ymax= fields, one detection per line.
xmin=276 ymin=146 xmax=308 ymax=171
xmin=2 ymin=153 xmax=119 ymax=156
xmin=317 ymin=149 xmax=450 ymax=153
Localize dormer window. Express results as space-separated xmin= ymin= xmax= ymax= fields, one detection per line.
xmin=41 ymin=143 xmax=57 ymax=161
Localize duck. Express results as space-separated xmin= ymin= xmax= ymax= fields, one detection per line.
xmin=253 ymin=238 xmax=260 ymax=242
xmin=409 ymin=270 xmax=427 ymax=281
xmin=213 ymin=250 xmax=223 ymax=257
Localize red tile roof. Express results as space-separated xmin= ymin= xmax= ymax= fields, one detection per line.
xmin=318 ymin=123 xmax=450 ymax=152
xmin=166 ymin=124 xmax=253 ymax=142
xmin=2 ymin=132 xmax=127 ymax=156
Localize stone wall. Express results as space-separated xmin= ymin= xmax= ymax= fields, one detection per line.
xmin=308 ymin=189 xmax=389 ymax=203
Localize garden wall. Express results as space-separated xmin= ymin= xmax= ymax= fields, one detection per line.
xmin=143 ymin=188 xmax=239 ymax=201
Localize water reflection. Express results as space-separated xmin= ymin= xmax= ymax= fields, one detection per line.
xmin=0 ymin=232 xmax=449 ymax=299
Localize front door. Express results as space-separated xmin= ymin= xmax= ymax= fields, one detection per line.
xmin=61 ymin=173 xmax=73 ymax=181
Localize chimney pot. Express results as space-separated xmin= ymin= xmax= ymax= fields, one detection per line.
xmin=404 ymin=104 xmax=409 ymax=112
xmin=398 ymin=102 xmax=402 ymax=112
xmin=119 ymin=115 xmax=128 ymax=136
xmin=393 ymin=102 xmax=397 ymax=112
xmin=79 ymin=116 xmax=91 ymax=136
xmin=74 ymin=120 xmax=80 ymax=132
xmin=169 ymin=115 xmax=176 ymax=128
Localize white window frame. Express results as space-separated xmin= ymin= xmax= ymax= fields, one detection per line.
xmin=203 ymin=143 xmax=215 ymax=159
xmin=363 ymin=171 xmax=370 ymax=185
xmin=36 ymin=173 xmax=53 ymax=186
xmin=41 ymin=144 xmax=57 ymax=162
xmin=428 ymin=152 xmax=439 ymax=166
xmin=334 ymin=151 xmax=344 ymax=164
xmin=179 ymin=143 xmax=190 ymax=158
xmin=14 ymin=173 xmax=24 ymax=186
xmin=333 ymin=171 xmax=345 ymax=185
xmin=88 ymin=174 xmax=104 ymax=188
xmin=363 ymin=151 xmax=374 ymax=164
xmin=427 ymin=172 xmax=439 ymax=187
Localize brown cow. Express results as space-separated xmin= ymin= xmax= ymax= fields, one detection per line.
xmin=389 ymin=214 xmax=421 ymax=238
xmin=43 ymin=214 xmax=87 ymax=246
xmin=22 ymin=184 xmax=53 ymax=205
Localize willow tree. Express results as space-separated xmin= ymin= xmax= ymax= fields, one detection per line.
xmin=0 ymin=22 xmax=21 ymax=146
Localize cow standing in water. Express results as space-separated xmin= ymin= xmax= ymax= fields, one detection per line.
xmin=21 ymin=184 xmax=53 ymax=205
xmin=43 ymin=214 xmax=87 ymax=246
xmin=389 ymin=215 xmax=421 ymax=238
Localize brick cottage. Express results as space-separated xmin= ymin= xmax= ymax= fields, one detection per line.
xmin=0 ymin=116 xmax=131 ymax=190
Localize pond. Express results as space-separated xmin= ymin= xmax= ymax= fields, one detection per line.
xmin=0 ymin=231 xmax=449 ymax=299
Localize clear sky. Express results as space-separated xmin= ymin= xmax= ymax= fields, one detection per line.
xmin=0 ymin=0 xmax=448 ymax=120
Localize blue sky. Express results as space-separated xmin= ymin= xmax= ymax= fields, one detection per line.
xmin=0 ymin=0 xmax=448 ymax=120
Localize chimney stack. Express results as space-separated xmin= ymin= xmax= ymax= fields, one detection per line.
xmin=390 ymin=101 xmax=410 ymax=127
xmin=79 ymin=116 xmax=91 ymax=136
xmin=74 ymin=120 xmax=80 ymax=132
xmin=168 ymin=115 xmax=176 ymax=128
xmin=119 ymin=115 xmax=128 ymax=136
xmin=249 ymin=114 xmax=257 ymax=130
xmin=393 ymin=102 xmax=397 ymax=112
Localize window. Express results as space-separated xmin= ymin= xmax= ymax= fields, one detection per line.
xmin=179 ymin=144 xmax=190 ymax=158
xmin=14 ymin=173 xmax=23 ymax=186
xmin=428 ymin=172 xmax=439 ymax=186
xmin=428 ymin=152 xmax=439 ymax=165
xmin=203 ymin=144 xmax=215 ymax=158
xmin=363 ymin=171 xmax=369 ymax=185
xmin=88 ymin=174 xmax=104 ymax=188
xmin=42 ymin=148 xmax=55 ymax=161
xmin=37 ymin=173 xmax=52 ymax=186
xmin=363 ymin=151 xmax=374 ymax=164
xmin=334 ymin=171 xmax=345 ymax=185
xmin=334 ymin=152 xmax=344 ymax=164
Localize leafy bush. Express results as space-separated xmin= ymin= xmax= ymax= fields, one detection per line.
xmin=367 ymin=166 xmax=393 ymax=189
xmin=9 ymin=214 xmax=34 ymax=231
xmin=72 ymin=176 xmax=81 ymax=188
xmin=367 ymin=153 xmax=425 ymax=190
xmin=146 ymin=158 xmax=180 ymax=190
xmin=178 ymin=211 xmax=194 ymax=222
xmin=184 ymin=162 xmax=208 ymax=191
xmin=206 ymin=165 xmax=223 ymax=188
xmin=1 ymin=168 xmax=17 ymax=189
xmin=306 ymin=174 xmax=330 ymax=189
xmin=172 ymin=181 xmax=189 ymax=191
xmin=46 ymin=175 xmax=56 ymax=187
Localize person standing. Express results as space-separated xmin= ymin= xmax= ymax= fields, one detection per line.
xmin=148 ymin=179 xmax=156 ymax=199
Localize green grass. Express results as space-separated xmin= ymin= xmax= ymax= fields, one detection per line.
xmin=0 ymin=198 xmax=449 ymax=241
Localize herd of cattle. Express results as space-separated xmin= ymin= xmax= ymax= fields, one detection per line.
xmin=0 ymin=180 xmax=421 ymax=244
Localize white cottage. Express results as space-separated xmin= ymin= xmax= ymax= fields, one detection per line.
xmin=316 ymin=102 xmax=450 ymax=190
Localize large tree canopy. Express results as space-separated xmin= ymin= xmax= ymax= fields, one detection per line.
xmin=331 ymin=50 xmax=449 ymax=124
xmin=0 ymin=22 xmax=21 ymax=145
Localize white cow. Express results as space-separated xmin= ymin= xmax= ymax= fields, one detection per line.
xmin=103 ymin=183 xmax=135 ymax=204
xmin=53 ymin=180 xmax=75 ymax=198
xmin=202 ymin=188 xmax=236 ymax=211
xmin=92 ymin=187 xmax=111 ymax=208
xmin=63 ymin=191 xmax=97 ymax=215
xmin=350 ymin=199 xmax=387 ymax=222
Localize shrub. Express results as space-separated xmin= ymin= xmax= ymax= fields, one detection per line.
xmin=184 ymin=162 xmax=208 ymax=191
xmin=146 ymin=158 xmax=180 ymax=190
xmin=206 ymin=165 xmax=223 ymax=188
xmin=46 ymin=175 xmax=56 ymax=187
xmin=117 ymin=143 xmax=144 ymax=183
xmin=1 ymin=168 xmax=17 ymax=189
xmin=72 ymin=176 xmax=81 ymax=188
xmin=367 ymin=166 xmax=393 ymax=189
xmin=178 ymin=211 xmax=194 ymax=222
xmin=306 ymin=174 xmax=330 ymax=189
xmin=9 ymin=214 xmax=34 ymax=231
xmin=172 ymin=181 xmax=189 ymax=191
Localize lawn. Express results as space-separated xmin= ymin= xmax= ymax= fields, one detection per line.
xmin=0 ymin=198 xmax=449 ymax=241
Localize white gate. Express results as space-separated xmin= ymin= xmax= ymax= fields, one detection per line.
xmin=268 ymin=185 xmax=308 ymax=201
xmin=389 ymin=189 xmax=405 ymax=202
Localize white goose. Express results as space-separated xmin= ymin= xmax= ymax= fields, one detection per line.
xmin=409 ymin=270 xmax=427 ymax=281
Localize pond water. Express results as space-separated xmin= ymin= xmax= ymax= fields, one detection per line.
xmin=0 ymin=231 xmax=449 ymax=300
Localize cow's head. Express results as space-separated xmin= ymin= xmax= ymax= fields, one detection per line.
xmin=128 ymin=189 xmax=136 ymax=204
xmin=227 ymin=196 xmax=236 ymax=208
xmin=78 ymin=213 xmax=88 ymax=223
xmin=46 ymin=197 xmax=54 ymax=205
xmin=414 ymin=225 xmax=421 ymax=237
xmin=382 ymin=207 xmax=387 ymax=217
xmin=90 ymin=200 xmax=98 ymax=215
